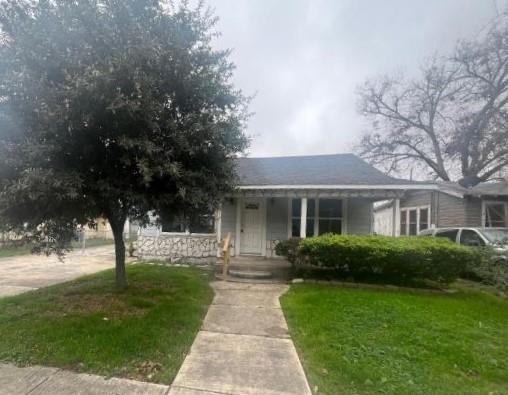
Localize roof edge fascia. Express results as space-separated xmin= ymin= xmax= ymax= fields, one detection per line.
xmin=237 ymin=184 xmax=438 ymax=190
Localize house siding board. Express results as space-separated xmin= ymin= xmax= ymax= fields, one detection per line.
xmin=347 ymin=198 xmax=373 ymax=234
xmin=465 ymin=197 xmax=482 ymax=227
xmin=436 ymin=193 xmax=482 ymax=227
xmin=400 ymin=191 xmax=433 ymax=207
xmin=400 ymin=191 xmax=433 ymax=212
xmin=266 ymin=198 xmax=288 ymax=240
xmin=400 ymin=191 xmax=438 ymax=226
xmin=400 ymin=191 xmax=482 ymax=228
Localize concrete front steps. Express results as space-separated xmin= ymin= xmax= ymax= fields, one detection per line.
xmin=215 ymin=269 xmax=283 ymax=284
xmin=213 ymin=259 xmax=291 ymax=284
xmin=229 ymin=269 xmax=273 ymax=280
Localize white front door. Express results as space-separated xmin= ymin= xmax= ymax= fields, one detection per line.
xmin=240 ymin=198 xmax=264 ymax=254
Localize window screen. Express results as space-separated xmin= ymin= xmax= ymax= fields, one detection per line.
xmin=485 ymin=203 xmax=507 ymax=227
xmin=292 ymin=198 xmax=341 ymax=236
xmin=317 ymin=199 xmax=342 ymax=235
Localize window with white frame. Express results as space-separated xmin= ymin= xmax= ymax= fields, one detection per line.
xmin=399 ymin=206 xmax=430 ymax=236
xmin=291 ymin=198 xmax=315 ymax=237
xmin=484 ymin=201 xmax=508 ymax=227
xmin=290 ymin=198 xmax=342 ymax=237
xmin=318 ymin=199 xmax=343 ymax=235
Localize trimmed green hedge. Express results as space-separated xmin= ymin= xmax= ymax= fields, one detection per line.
xmin=277 ymin=234 xmax=480 ymax=284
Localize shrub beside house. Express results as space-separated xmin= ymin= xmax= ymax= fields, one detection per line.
xmin=276 ymin=234 xmax=478 ymax=286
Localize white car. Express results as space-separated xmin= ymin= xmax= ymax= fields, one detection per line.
xmin=418 ymin=227 xmax=508 ymax=263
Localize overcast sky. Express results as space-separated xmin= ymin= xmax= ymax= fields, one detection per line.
xmin=210 ymin=0 xmax=508 ymax=158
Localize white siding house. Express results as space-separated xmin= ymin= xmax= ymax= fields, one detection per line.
xmin=137 ymin=153 xmax=436 ymax=262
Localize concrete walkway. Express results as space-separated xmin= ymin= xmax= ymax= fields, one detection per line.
xmin=0 ymin=363 xmax=170 ymax=394
xmin=169 ymin=281 xmax=312 ymax=395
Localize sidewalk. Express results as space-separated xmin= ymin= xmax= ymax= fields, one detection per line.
xmin=0 ymin=281 xmax=312 ymax=395
xmin=0 ymin=363 xmax=169 ymax=395
xmin=169 ymin=281 xmax=312 ymax=395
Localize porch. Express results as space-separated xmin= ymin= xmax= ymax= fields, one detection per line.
xmin=219 ymin=187 xmax=408 ymax=257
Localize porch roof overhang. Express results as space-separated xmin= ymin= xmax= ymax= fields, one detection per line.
xmin=230 ymin=183 xmax=438 ymax=200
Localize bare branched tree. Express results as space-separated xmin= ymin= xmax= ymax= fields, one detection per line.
xmin=357 ymin=16 xmax=508 ymax=186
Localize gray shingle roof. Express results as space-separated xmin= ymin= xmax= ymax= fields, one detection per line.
xmin=435 ymin=181 xmax=468 ymax=196
xmin=235 ymin=153 xmax=414 ymax=186
xmin=468 ymin=181 xmax=508 ymax=196
xmin=434 ymin=181 xmax=508 ymax=197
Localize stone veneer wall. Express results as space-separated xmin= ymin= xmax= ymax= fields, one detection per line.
xmin=137 ymin=233 xmax=218 ymax=264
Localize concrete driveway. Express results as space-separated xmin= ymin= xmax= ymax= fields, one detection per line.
xmin=0 ymin=245 xmax=116 ymax=297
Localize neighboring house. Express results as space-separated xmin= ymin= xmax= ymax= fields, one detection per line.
xmin=374 ymin=181 xmax=508 ymax=236
xmin=82 ymin=218 xmax=139 ymax=240
xmin=137 ymin=153 xmax=435 ymax=262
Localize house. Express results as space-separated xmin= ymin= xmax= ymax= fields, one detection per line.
xmin=81 ymin=218 xmax=139 ymax=240
xmin=137 ymin=153 xmax=435 ymax=262
xmin=374 ymin=181 xmax=508 ymax=236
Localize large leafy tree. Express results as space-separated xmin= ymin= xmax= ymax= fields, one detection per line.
xmin=0 ymin=0 xmax=249 ymax=288
xmin=357 ymin=16 xmax=508 ymax=186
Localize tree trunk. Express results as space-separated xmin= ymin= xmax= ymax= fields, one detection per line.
xmin=110 ymin=216 xmax=127 ymax=290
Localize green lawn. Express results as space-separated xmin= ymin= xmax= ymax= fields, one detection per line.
xmin=0 ymin=264 xmax=213 ymax=383
xmin=0 ymin=238 xmax=115 ymax=258
xmin=281 ymin=284 xmax=508 ymax=395
xmin=0 ymin=243 xmax=33 ymax=258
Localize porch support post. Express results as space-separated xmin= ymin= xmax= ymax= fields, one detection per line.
xmin=287 ymin=198 xmax=293 ymax=239
xmin=261 ymin=197 xmax=267 ymax=257
xmin=300 ymin=197 xmax=307 ymax=238
xmin=215 ymin=205 xmax=222 ymax=258
xmin=314 ymin=198 xmax=320 ymax=236
xmin=392 ymin=198 xmax=400 ymax=237
xmin=235 ymin=197 xmax=242 ymax=256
